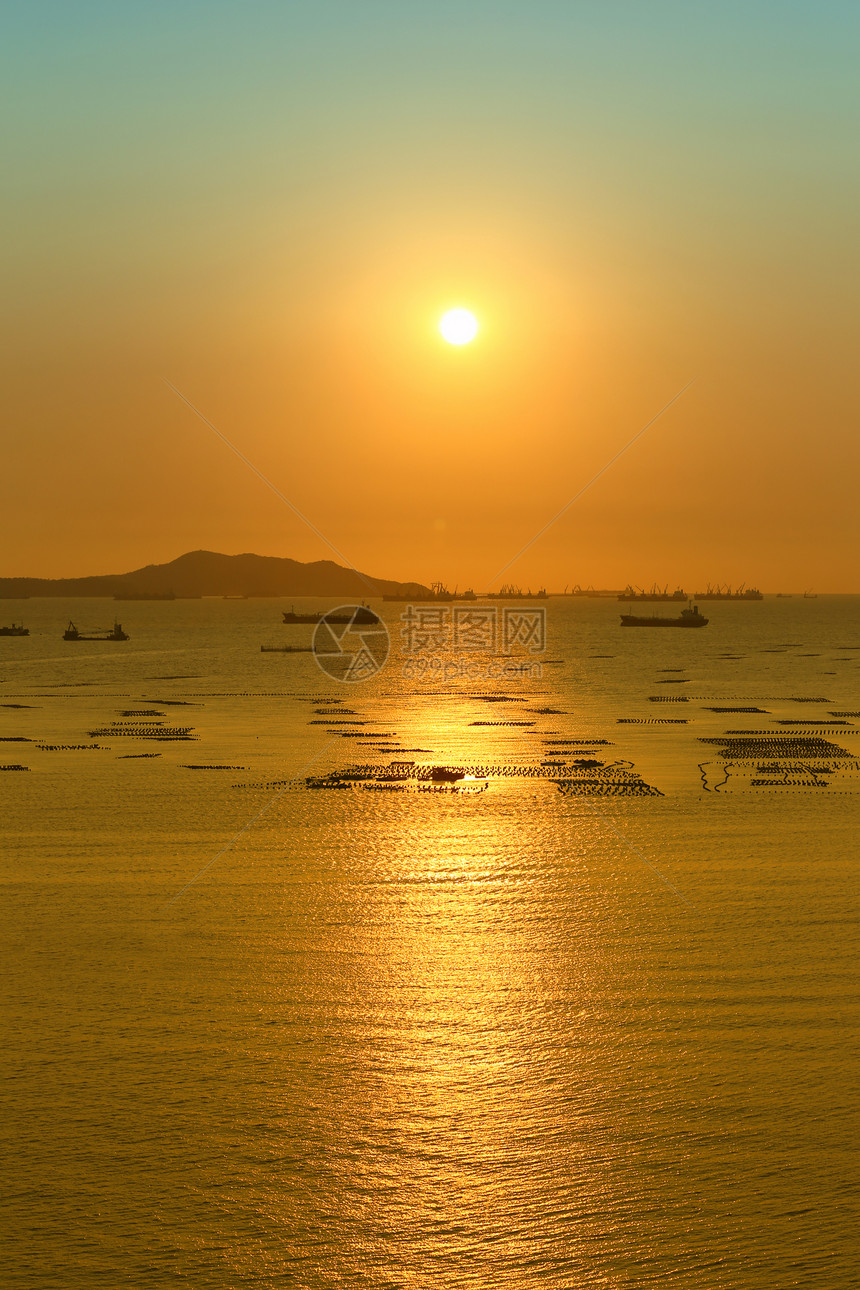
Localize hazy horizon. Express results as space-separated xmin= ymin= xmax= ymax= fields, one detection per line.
xmin=1 ymin=544 xmax=857 ymax=595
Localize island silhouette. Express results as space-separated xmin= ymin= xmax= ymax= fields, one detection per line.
xmin=0 ymin=550 xmax=432 ymax=600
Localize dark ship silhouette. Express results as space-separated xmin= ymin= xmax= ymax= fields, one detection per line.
xmin=63 ymin=621 xmax=129 ymax=641
xmin=621 ymin=604 xmax=709 ymax=628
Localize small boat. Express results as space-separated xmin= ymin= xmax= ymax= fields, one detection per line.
xmin=0 ymin=623 xmax=29 ymax=636
xmin=260 ymin=645 xmax=314 ymax=653
xmin=282 ymin=604 xmax=380 ymax=625
xmin=621 ymin=603 xmax=709 ymax=628
xmin=64 ymin=620 xmax=129 ymax=641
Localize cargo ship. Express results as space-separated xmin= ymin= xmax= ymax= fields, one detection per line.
xmin=283 ymin=605 xmax=380 ymax=625
xmin=64 ymin=621 xmax=129 ymax=641
xmin=382 ymin=582 xmax=478 ymax=603
xmin=621 ymin=603 xmax=708 ymax=628
xmin=618 ymin=584 xmax=687 ymax=602
xmin=0 ymin=622 xmax=29 ymax=636
xmin=482 ymin=583 xmax=547 ymax=601
xmin=691 ymin=584 xmax=762 ymax=600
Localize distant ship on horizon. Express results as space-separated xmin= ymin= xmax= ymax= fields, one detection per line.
xmin=64 ymin=620 xmax=129 ymax=641
xmin=618 ymin=584 xmax=687 ymax=603
xmin=382 ymin=582 xmax=478 ymax=603
xmin=482 ymin=583 xmax=547 ymax=601
xmin=283 ymin=605 xmax=380 ymax=625
xmin=621 ymin=603 xmax=709 ymax=628
xmin=691 ymin=584 xmax=763 ymax=600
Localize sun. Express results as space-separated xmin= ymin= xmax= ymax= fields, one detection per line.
xmin=439 ymin=308 xmax=479 ymax=345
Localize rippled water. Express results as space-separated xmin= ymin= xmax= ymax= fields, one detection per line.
xmin=2 ymin=597 xmax=859 ymax=1287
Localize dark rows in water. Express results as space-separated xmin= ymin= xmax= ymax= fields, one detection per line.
xmin=757 ymin=762 xmax=837 ymax=774
xmin=181 ymin=764 xmax=247 ymax=771
xmin=307 ymin=719 xmax=369 ymax=725
xmin=778 ymin=719 xmax=852 ymax=725
xmin=295 ymin=757 xmax=663 ymax=793
xmin=722 ymin=727 xmax=855 ymax=737
xmin=750 ymin=778 xmax=828 ymax=787
xmin=649 ymin=696 xmax=689 ymax=703
xmin=415 ymin=782 xmax=488 ymax=793
xmin=705 ymin=706 xmax=769 ymax=713
xmin=543 ymin=738 xmax=612 ymax=746
xmin=120 ymin=709 xmax=164 ymax=717
xmin=233 ymin=777 xmax=293 ymax=790
xmin=557 ymin=780 xmax=663 ymax=797
xmin=685 ymin=696 xmax=831 ymax=703
xmin=617 ymin=718 xmax=688 ymax=725
xmin=0 ymin=735 xmax=30 ymax=741
xmin=700 ymin=736 xmax=851 ymax=758
xmin=142 ymin=698 xmax=201 ymax=706
xmin=338 ymin=730 xmax=396 ymax=738
xmin=0 ymin=764 xmax=28 ymax=771
xmin=88 ymin=726 xmax=196 ymax=740
xmin=37 ymin=743 xmax=104 ymax=751
xmin=469 ymin=720 xmax=536 ymax=727
xmin=181 ymin=692 xmax=292 ymax=698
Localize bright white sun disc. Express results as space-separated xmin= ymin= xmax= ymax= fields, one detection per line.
xmin=439 ymin=308 xmax=478 ymax=345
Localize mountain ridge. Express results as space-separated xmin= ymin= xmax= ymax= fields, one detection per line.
xmin=0 ymin=549 xmax=432 ymax=599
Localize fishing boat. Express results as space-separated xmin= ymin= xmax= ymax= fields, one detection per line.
xmin=282 ymin=605 xmax=379 ymax=625
xmin=63 ymin=621 xmax=129 ymax=641
xmin=621 ymin=603 xmax=708 ymax=628
xmin=0 ymin=623 xmax=29 ymax=636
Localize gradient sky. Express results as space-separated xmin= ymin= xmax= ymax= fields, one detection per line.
xmin=2 ymin=1 xmax=858 ymax=589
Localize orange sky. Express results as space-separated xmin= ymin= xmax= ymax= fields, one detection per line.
xmin=2 ymin=2 xmax=858 ymax=590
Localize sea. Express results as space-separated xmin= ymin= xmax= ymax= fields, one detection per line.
xmin=2 ymin=595 xmax=858 ymax=1289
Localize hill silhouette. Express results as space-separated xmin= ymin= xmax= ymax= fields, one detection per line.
xmin=0 ymin=550 xmax=431 ymax=599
